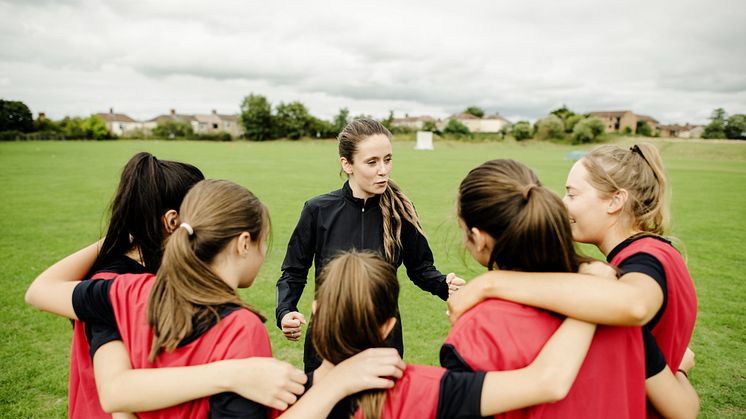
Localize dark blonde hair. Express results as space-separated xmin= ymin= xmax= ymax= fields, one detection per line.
xmin=458 ymin=159 xmax=584 ymax=273
xmin=312 ymin=251 xmax=399 ymax=419
xmin=147 ymin=179 xmax=268 ymax=361
xmin=338 ymin=119 xmax=424 ymax=262
xmin=582 ymin=143 xmax=670 ymax=235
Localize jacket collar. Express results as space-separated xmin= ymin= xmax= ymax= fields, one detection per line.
xmin=342 ymin=181 xmax=381 ymax=209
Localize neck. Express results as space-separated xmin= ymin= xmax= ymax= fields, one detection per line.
xmin=598 ymin=224 xmax=641 ymax=256
xmin=208 ymin=253 xmax=239 ymax=290
xmin=314 ymin=359 xmax=336 ymax=381
xmin=348 ymin=180 xmax=373 ymax=201
xmin=125 ymin=247 xmax=145 ymax=266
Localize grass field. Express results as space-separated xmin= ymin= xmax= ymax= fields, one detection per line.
xmin=1 ymin=138 xmax=744 ymax=418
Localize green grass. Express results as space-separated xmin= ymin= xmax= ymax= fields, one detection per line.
xmin=1 ymin=138 xmax=744 ymax=418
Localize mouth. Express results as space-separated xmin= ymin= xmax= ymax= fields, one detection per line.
xmin=375 ymin=180 xmax=388 ymax=187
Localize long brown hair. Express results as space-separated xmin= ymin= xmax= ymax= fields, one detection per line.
xmin=338 ymin=119 xmax=424 ymax=262
xmin=94 ymin=152 xmax=204 ymax=273
xmin=147 ymin=179 xmax=268 ymax=361
xmin=312 ymin=251 xmax=399 ymax=419
xmin=458 ymin=159 xmax=585 ymax=273
xmin=581 ymin=143 xmax=670 ymax=235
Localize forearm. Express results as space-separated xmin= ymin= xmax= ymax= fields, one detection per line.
xmin=277 ymin=383 xmax=344 ymax=419
xmin=473 ymin=270 xmax=653 ymax=325
xmin=646 ymin=369 xmax=700 ymax=419
xmin=25 ymin=241 xmax=102 ymax=318
xmin=275 ymin=277 xmax=306 ymax=327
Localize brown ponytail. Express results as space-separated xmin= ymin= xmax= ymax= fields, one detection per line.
xmin=582 ymin=143 xmax=670 ymax=235
xmin=458 ymin=159 xmax=583 ymax=273
xmin=147 ymin=179 xmax=268 ymax=361
xmin=338 ymin=118 xmax=423 ymax=262
xmin=311 ymin=251 xmax=399 ymax=419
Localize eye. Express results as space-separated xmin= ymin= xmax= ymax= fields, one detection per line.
xmin=384 ymin=156 xmax=392 ymax=163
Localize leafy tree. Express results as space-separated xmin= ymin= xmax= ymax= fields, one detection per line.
xmin=464 ymin=106 xmax=485 ymax=118
xmin=34 ymin=116 xmax=62 ymax=132
xmin=725 ymin=114 xmax=746 ymax=139
xmin=421 ymin=120 xmax=438 ymax=132
xmin=550 ymin=105 xmax=576 ymax=122
xmin=274 ymin=101 xmax=312 ymax=139
xmin=636 ymin=121 xmax=652 ymax=137
xmin=308 ymin=116 xmax=336 ymax=139
xmin=565 ymin=114 xmax=584 ymax=133
xmin=443 ymin=119 xmax=471 ymax=137
xmin=703 ymin=108 xmax=727 ymax=139
xmin=240 ymin=94 xmax=274 ymax=141
xmin=83 ymin=115 xmax=111 ymax=140
xmin=333 ymin=107 xmax=350 ymax=134
xmin=572 ymin=117 xmax=605 ymax=144
xmin=152 ymin=120 xmax=193 ymax=139
xmin=381 ymin=110 xmax=395 ymax=130
xmin=535 ymin=115 xmax=565 ymax=140
xmin=511 ymin=121 xmax=532 ymax=141
xmin=0 ymin=99 xmax=34 ymax=132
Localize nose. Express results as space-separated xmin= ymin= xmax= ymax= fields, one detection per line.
xmin=377 ymin=162 xmax=388 ymax=175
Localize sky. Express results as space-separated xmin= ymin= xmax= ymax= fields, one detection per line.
xmin=1 ymin=0 xmax=745 ymax=124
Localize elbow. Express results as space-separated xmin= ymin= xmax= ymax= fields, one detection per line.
xmin=97 ymin=385 xmax=125 ymax=413
xmin=24 ymin=283 xmax=42 ymax=309
xmin=625 ymin=302 xmax=650 ymax=326
xmin=539 ymin=366 xmax=574 ymax=403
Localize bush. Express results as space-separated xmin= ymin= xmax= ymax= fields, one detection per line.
xmin=511 ymin=121 xmax=532 ymax=141
xmin=0 ymin=100 xmax=34 ymax=133
xmin=421 ymin=120 xmax=438 ymax=132
xmin=637 ymin=121 xmax=652 ymax=137
xmin=565 ymin=114 xmax=584 ymax=133
xmin=443 ymin=119 xmax=471 ymax=137
xmin=535 ymin=115 xmax=565 ymax=140
xmin=572 ymin=117 xmax=606 ymax=144
xmin=152 ymin=120 xmax=194 ymax=139
xmin=195 ymin=132 xmax=233 ymax=141
xmin=725 ymin=114 xmax=746 ymax=140
xmin=240 ymin=94 xmax=274 ymax=141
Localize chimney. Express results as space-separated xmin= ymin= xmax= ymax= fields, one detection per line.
xmin=170 ymin=109 xmax=176 ymax=116
xmin=212 ymin=109 xmax=217 ymax=115
xmin=38 ymin=112 xmax=46 ymax=121
xmin=109 ymin=107 xmax=114 ymax=114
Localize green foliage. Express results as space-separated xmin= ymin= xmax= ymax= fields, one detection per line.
xmin=56 ymin=115 xmax=112 ymax=140
xmin=152 ymin=120 xmax=194 ymax=139
xmin=572 ymin=117 xmax=606 ymax=144
xmin=565 ymin=114 xmax=584 ymax=133
xmin=463 ymin=106 xmax=485 ymax=118
xmin=535 ymin=114 xmax=565 ymax=140
xmin=240 ymin=94 xmax=274 ymax=141
xmin=274 ymin=101 xmax=313 ymax=140
xmin=636 ymin=121 xmax=653 ymax=137
xmin=703 ymin=108 xmax=727 ymax=139
xmin=308 ymin=117 xmax=336 ymax=139
xmin=550 ymin=104 xmax=576 ymax=122
xmin=0 ymin=99 xmax=34 ymax=132
xmin=33 ymin=117 xmax=62 ymax=133
xmin=332 ymin=107 xmax=350 ymax=134
xmin=421 ymin=120 xmax=438 ymax=132
xmin=443 ymin=119 xmax=471 ymax=137
xmin=725 ymin=114 xmax=746 ymax=140
xmin=381 ymin=110 xmax=395 ymax=130
xmin=622 ymin=126 xmax=633 ymax=135
xmin=511 ymin=121 xmax=532 ymax=141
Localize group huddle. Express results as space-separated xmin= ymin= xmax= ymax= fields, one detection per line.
xmin=26 ymin=119 xmax=698 ymax=418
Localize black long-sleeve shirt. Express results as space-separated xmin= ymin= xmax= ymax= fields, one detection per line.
xmin=275 ymin=182 xmax=449 ymax=368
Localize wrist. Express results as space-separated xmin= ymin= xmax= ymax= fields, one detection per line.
xmin=677 ymin=368 xmax=689 ymax=379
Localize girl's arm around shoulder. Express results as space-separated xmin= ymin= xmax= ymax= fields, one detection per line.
xmin=479 ymin=318 xmax=596 ymax=415
xmin=25 ymin=241 xmax=102 ymax=319
xmin=448 ymin=263 xmax=663 ymax=327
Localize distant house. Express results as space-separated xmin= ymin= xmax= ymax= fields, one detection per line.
xmin=194 ymin=110 xmax=244 ymax=138
xmin=95 ymin=108 xmax=141 ymax=136
xmin=391 ymin=115 xmax=437 ymax=130
xmin=441 ymin=112 xmax=511 ymax=133
xmin=144 ymin=109 xmax=198 ymax=133
xmin=588 ymin=111 xmax=658 ymax=134
xmin=658 ymin=124 xmax=703 ymax=139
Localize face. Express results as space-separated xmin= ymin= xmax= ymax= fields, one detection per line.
xmin=563 ymin=160 xmax=613 ymax=245
xmin=342 ymin=134 xmax=392 ymax=199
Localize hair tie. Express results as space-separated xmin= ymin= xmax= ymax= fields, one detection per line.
xmin=522 ymin=184 xmax=537 ymax=200
xmin=179 ymin=223 xmax=194 ymax=236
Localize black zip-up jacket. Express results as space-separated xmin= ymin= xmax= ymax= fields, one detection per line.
xmin=275 ymin=182 xmax=449 ymax=370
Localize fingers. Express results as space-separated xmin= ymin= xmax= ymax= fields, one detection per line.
xmin=281 ymin=311 xmax=306 ymax=341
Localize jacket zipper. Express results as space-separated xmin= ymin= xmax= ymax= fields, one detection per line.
xmin=361 ymin=206 xmax=365 ymax=248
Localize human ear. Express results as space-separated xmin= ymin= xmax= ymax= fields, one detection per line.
xmin=162 ymin=210 xmax=179 ymax=234
xmin=340 ymin=157 xmax=353 ymax=175
xmin=311 ymin=300 xmax=318 ymax=315
xmin=470 ymin=227 xmax=488 ymax=252
xmin=236 ymin=232 xmax=253 ymax=256
xmin=380 ymin=317 xmax=397 ymax=340
xmin=607 ymin=189 xmax=628 ymax=215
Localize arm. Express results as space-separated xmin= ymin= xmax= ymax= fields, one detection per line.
xmin=479 ymin=318 xmax=596 ymax=415
xmin=646 ymin=368 xmax=699 ymax=419
xmin=25 ymin=241 xmax=102 ymax=319
xmin=92 ymin=341 xmax=307 ymax=413
xmin=400 ymin=219 xmax=450 ymax=300
xmin=276 ymin=202 xmax=316 ymax=337
xmin=278 ymin=348 xmax=405 ymax=419
xmin=448 ymin=268 xmax=663 ymax=326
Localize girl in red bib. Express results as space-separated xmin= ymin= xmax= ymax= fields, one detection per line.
xmin=448 ymin=145 xmax=699 ymax=418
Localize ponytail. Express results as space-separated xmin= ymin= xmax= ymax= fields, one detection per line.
xmin=94 ymin=152 xmax=204 ymax=273
xmin=379 ymin=179 xmax=424 ymax=262
xmin=147 ymin=180 xmax=267 ymax=361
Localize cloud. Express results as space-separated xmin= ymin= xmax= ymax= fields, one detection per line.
xmin=1 ymin=0 xmax=745 ymax=123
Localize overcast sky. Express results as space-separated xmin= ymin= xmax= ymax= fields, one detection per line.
xmin=1 ymin=0 xmax=745 ymax=124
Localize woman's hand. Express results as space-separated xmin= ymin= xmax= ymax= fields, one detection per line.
xmin=578 ymin=261 xmax=618 ymax=279
xmin=446 ymin=272 xmax=466 ymax=298
xmin=679 ymin=347 xmax=695 ymax=375
xmin=320 ymin=348 xmax=406 ymax=397
xmin=222 ymin=357 xmax=307 ymax=411
xmin=447 ymin=275 xmax=489 ymax=324
xmin=281 ymin=311 xmax=307 ymax=341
